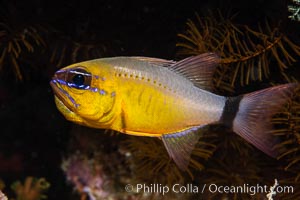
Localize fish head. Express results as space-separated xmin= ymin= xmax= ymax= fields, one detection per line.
xmin=50 ymin=61 xmax=117 ymax=127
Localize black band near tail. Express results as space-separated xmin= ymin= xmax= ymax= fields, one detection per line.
xmin=220 ymin=96 xmax=243 ymax=129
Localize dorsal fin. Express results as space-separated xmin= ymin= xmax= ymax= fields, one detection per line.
xmin=169 ymin=53 xmax=220 ymax=91
xmin=131 ymin=56 xmax=175 ymax=67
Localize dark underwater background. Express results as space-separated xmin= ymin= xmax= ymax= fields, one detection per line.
xmin=0 ymin=0 xmax=300 ymax=199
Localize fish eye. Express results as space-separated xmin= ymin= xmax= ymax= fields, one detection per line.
xmin=72 ymin=74 xmax=85 ymax=86
xmin=66 ymin=67 xmax=92 ymax=90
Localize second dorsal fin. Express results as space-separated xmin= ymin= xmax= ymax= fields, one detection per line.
xmin=131 ymin=56 xmax=176 ymax=67
xmin=169 ymin=53 xmax=220 ymax=91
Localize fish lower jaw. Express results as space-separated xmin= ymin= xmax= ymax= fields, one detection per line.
xmin=54 ymin=96 xmax=84 ymax=124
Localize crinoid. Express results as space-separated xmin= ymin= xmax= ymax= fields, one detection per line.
xmin=199 ymin=156 xmax=267 ymax=200
xmin=271 ymin=81 xmax=300 ymax=169
xmin=177 ymin=12 xmax=300 ymax=93
xmin=48 ymin=21 xmax=115 ymax=70
xmin=265 ymin=75 xmax=300 ymax=199
xmin=0 ymin=20 xmax=45 ymax=81
xmin=123 ymin=136 xmax=186 ymax=186
xmin=122 ymin=132 xmax=216 ymax=185
xmin=277 ymin=167 xmax=299 ymax=200
xmin=49 ymin=33 xmax=109 ymax=69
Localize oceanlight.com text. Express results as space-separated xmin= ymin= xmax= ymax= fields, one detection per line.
xmin=124 ymin=182 xmax=294 ymax=197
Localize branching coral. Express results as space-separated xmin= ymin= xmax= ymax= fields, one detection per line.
xmin=177 ymin=12 xmax=300 ymax=92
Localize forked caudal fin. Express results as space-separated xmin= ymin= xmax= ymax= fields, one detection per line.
xmin=230 ymin=83 xmax=298 ymax=157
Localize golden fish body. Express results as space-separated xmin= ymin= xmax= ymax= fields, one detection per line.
xmin=51 ymin=53 xmax=297 ymax=170
xmin=52 ymin=56 xmax=224 ymax=136
xmin=108 ymin=57 xmax=225 ymax=136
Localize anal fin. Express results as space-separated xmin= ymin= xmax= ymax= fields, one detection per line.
xmin=162 ymin=126 xmax=203 ymax=171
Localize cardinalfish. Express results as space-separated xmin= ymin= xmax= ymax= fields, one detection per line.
xmin=50 ymin=53 xmax=297 ymax=170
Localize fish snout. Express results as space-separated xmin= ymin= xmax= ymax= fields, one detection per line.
xmin=53 ymin=70 xmax=67 ymax=82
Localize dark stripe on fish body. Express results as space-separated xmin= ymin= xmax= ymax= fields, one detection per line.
xmin=120 ymin=108 xmax=127 ymax=133
xmin=145 ymin=95 xmax=153 ymax=114
xmin=137 ymin=89 xmax=144 ymax=106
xmin=219 ymin=96 xmax=243 ymax=128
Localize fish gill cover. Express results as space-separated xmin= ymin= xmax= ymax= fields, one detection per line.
xmin=0 ymin=0 xmax=300 ymax=200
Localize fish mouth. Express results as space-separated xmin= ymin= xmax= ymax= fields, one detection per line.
xmin=50 ymin=79 xmax=79 ymax=111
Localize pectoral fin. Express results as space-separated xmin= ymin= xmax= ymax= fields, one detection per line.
xmin=162 ymin=126 xmax=204 ymax=171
